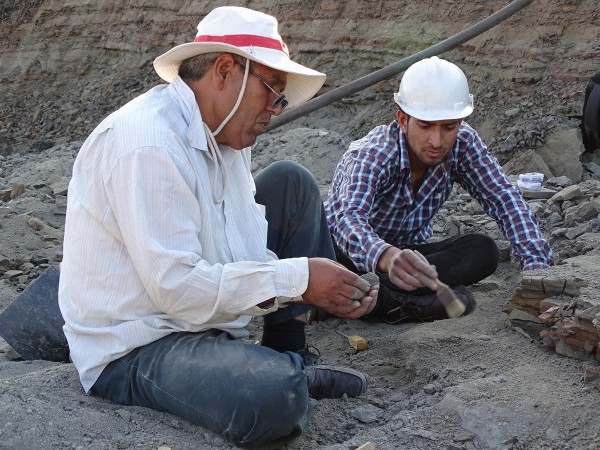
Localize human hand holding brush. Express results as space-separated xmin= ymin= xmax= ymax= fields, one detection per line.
xmin=376 ymin=246 xmax=467 ymax=319
xmin=413 ymin=250 xmax=466 ymax=318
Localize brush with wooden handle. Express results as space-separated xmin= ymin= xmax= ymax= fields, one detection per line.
xmin=414 ymin=250 xmax=466 ymax=318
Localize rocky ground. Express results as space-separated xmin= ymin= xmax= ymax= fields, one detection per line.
xmin=1 ymin=1 xmax=600 ymax=449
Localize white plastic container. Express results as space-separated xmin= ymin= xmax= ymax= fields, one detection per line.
xmin=517 ymin=172 xmax=544 ymax=191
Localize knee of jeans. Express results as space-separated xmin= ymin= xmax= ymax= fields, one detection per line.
xmin=266 ymin=159 xmax=306 ymax=176
xmin=232 ymin=368 xmax=311 ymax=445
xmin=265 ymin=160 xmax=319 ymax=192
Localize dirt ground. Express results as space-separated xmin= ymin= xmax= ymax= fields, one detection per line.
xmin=2 ymin=256 xmax=599 ymax=449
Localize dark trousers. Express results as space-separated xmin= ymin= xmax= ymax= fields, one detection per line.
xmin=335 ymin=233 xmax=499 ymax=295
xmin=91 ymin=161 xmax=333 ymax=446
xmin=255 ymin=160 xmax=335 ymax=325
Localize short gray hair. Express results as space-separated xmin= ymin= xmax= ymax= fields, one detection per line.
xmin=178 ymin=52 xmax=255 ymax=81
xmin=178 ymin=52 xmax=222 ymax=80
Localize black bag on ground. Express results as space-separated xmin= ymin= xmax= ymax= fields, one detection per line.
xmin=581 ymin=71 xmax=600 ymax=152
xmin=0 ymin=266 xmax=69 ymax=362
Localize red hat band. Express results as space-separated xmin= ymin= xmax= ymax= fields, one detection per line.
xmin=194 ymin=34 xmax=289 ymax=57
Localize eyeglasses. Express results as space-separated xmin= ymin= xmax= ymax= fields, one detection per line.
xmin=237 ymin=61 xmax=288 ymax=111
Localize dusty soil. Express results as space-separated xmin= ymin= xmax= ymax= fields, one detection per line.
xmin=1 ymin=1 xmax=600 ymax=449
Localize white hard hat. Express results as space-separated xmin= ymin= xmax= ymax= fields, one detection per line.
xmin=393 ymin=56 xmax=474 ymax=121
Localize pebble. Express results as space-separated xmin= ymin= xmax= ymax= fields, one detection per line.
xmin=423 ymin=383 xmax=438 ymax=394
xmin=348 ymin=405 xmax=381 ymax=424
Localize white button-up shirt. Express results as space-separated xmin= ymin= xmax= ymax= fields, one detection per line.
xmin=59 ymin=77 xmax=309 ymax=392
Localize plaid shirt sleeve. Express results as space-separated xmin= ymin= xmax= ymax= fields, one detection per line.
xmin=455 ymin=124 xmax=554 ymax=270
xmin=325 ymin=125 xmax=397 ymax=273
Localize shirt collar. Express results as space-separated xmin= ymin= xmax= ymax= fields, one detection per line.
xmin=169 ymin=76 xmax=208 ymax=152
xmin=394 ymin=120 xmax=412 ymax=171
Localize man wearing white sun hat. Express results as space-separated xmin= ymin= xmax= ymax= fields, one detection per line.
xmin=326 ymin=56 xmax=554 ymax=324
xmin=59 ymin=6 xmax=375 ymax=446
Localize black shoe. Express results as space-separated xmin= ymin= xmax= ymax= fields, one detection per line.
xmin=306 ymin=364 xmax=368 ymax=399
xmin=296 ymin=345 xmax=323 ymax=366
xmin=368 ymin=284 xmax=476 ymax=324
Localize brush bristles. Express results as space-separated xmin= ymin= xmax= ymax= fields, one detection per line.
xmin=435 ymin=280 xmax=467 ymax=319
xmin=445 ymin=299 xmax=466 ymax=318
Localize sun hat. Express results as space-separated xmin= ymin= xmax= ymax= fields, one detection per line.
xmin=153 ymin=6 xmax=326 ymax=110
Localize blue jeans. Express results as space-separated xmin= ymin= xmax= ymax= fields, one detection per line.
xmin=91 ymin=161 xmax=334 ymax=446
xmin=256 ymin=160 xmax=336 ymax=325
xmin=92 ymin=331 xmax=314 ymax=446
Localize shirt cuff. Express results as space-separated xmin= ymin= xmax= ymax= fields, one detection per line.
xmin=366 ymin=240 xmax=392 ymax=273
xmin=522 ymin=261 xmax=551 ymax=271
xmin=245 ymin=295 xmax=303 ymax=316
xmin=272 ymin=257 xmax=309 ymax=298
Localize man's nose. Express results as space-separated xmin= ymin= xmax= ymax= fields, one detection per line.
xmin=428 ymin=129 xmax=443 ymax=148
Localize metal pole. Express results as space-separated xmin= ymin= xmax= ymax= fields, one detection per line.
xmin=267 ymin=0 xmax=535 ymax=131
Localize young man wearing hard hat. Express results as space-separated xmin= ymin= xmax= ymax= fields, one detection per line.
xmin=325 ymin=56 xmax=554 ymax=324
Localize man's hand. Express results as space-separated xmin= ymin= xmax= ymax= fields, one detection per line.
xmin=377 ymin=246 xmax=438 ymax=291
xmin=361 ymin=284 xmax=378 ymax=317
xmin=302 ymin=258 xmax=375 ymax=319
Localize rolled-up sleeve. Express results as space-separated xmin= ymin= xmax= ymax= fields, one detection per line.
xmin=455 ymin=129 xmax=554 ymax=270
xmin=106 ymin=145 xmax=308 ymax=325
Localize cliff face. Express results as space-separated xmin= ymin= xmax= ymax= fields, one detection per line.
xmin=0 ymin=0 xmax=599 ymax=155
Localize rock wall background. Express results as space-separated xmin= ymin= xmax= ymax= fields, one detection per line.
xmin=1 ymin=0 xmax=599 ymax=156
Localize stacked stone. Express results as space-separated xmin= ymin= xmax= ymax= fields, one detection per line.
xmin=502 ymin=274 xmax=600 ymax=362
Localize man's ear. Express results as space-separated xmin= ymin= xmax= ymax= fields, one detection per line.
xmin=397 ymin=109 xmax=409 ymax=133
xmin=211 ymin=53 xmax=237 ymax=90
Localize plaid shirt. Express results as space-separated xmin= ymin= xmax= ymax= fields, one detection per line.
xmin=325 ymin=120 xmax=554 ymax=273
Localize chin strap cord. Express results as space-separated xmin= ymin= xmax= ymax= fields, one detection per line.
xmin=203 ymin=57 xmax=250 ymax=204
